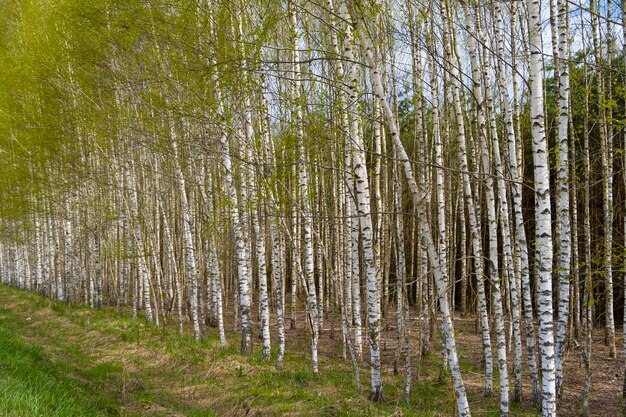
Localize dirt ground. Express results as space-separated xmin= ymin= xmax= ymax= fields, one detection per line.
xmin=266 ymin=304 xmax=624 ymax=416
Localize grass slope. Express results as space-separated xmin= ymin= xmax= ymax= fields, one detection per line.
xmin=0 ymin=325 xmax=116 ymax=416
xmin=0 ymin=285 xmax=539 ymax=416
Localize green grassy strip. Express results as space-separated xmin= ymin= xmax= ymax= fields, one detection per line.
xmin=0 ymin=325 xmax=117 ymax=416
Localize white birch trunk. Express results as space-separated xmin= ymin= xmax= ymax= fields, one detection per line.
xmin=443 ymin=0 xmax=493 ymax=396
xmin=527 ymin=0 xmax=557 ymax=413
xmin=171 ymin=138 xmax=201 ymax=340
xmin=554 ymin=0 xmax=571 ymax=398
xmin=494 ymin=1 xmax=541 ymax=404
xmin=463 ymin=7 xmax=509 ymax=408
xmin=341 ymin=5 xmax=381 ymax=399
xmin=353 ymin=11 xmax=471 ymax=415
xmin=124 ymin=156 xmax=154 ymax=323
xmin=253 ymin=210 xmax=271 ymax=361
xmin=290 ymin=0 xmax=320 ymax=373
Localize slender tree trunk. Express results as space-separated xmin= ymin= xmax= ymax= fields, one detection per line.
xmin=528 ymin=0 xmax=557 ymax=413
xmin=290 ymin=0 xmax=320 ymax=374
xmin=341 ymin=5 xmax=381 ymax=398
xmin=554 ymin=0 xmax=572 ymax=399
xmin=171 ymin=139 xmax=201 ymax=340
xmin=447 ymin=0 xmax=495 ymax=398
xmin=124 ymin=155 xmax=154 ymax=324
xmin=353 ymin=8 xmax=471 ymax=414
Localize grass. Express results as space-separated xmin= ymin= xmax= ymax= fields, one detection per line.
xmin=0 ymin=326 xmax=116 ymax=416
xmin=0 ymin=284 xmax=541 ymax=416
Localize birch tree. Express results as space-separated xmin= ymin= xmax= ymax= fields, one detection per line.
xmin=527 ymin=0 xmax=557 ymax=413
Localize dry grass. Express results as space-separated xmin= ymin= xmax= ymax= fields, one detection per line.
xmin=3 ymin=284 xmax=600 ymax=416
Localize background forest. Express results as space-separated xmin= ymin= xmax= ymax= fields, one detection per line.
xmin=0 ymin=0 xmax=624 ymax=416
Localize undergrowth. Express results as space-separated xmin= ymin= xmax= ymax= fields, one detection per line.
xmin=0 ymin=284 xmax=540 ymax=416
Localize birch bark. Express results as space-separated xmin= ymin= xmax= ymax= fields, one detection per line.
xmin=554 ymin=0 xmax=572 ymax=398
xmin=352 ymin=7 xmax=471 ymax=414
xmin=527 ymin=0 xmax=557 ymax=413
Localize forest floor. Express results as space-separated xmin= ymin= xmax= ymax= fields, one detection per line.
xmin=0 ymin=284 xmax=620 ymax=416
